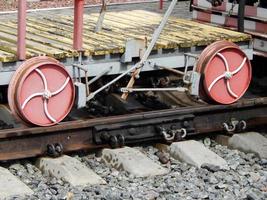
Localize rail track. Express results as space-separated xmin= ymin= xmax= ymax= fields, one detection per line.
xmin=0 ymin=1 xmax=266 ymax=199
xmin=0 ymin=0 xmax=265 ymax=162
xmin=1 ymin=136 xmax=267 ymax=199
xmin=0 ymin=94 xmax=267 ymax=161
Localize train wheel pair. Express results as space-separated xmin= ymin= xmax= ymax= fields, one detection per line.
xmin=7 ymin=41 xmax=252 ymax=126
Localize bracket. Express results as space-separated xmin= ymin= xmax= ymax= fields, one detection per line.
xmin=121 ymin=38 xmax=146 ymax=63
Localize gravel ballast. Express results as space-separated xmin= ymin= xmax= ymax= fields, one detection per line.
xmin=3 ymin=139 xmax=267 ymax=200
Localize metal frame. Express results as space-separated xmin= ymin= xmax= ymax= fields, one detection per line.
xmin=1 ymin=96 xmax=267 ymax=160
xmin=11 ymin=0 xmax=253 ymax=106
xmin=120 ymin=0 xmax=178 ymax=100
xmin=0 ymin=42 xmax=253 ymax=86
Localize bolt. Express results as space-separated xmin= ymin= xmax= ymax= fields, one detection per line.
xmin=109 ymin=135 xmax=118 ymax=148
xmin=100 ymin=131 xmax=109 ymax=142
xmin=183 ymin=121 xmax=189 ymax=127
xmin=128 ymin=128 xmax=136 ymax=135
xmin=224 ymin=71 xmax=232 ymax=79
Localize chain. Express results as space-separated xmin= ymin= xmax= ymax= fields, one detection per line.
xmin=225 ymin=0 xmax=237 ymax=26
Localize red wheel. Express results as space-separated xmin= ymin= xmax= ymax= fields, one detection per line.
xmin=197 ymin=41 xmax=252 ymax=104
xmin=8 ymin=56 xmax=75 ymax=126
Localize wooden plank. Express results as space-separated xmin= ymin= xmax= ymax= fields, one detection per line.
xmin=0 ymin=9 xmax=251 ymax=63
xmin=55 ymin=14 xmax=151 ymax=43
xmin=85 ymin=14 xmax=174 ymax=48
xmin=92 ymin=13 xmax=190 ymax=46
xmin=30 ymin=16 xmax=124 ymax=55
xmin=0 ymin=40 xmax=36 ymax=62
xmin=0 ymin=49 xmax=16 ymax=62
xmin=126 ymin=10 xmax=251 ymax=43
xmin=0 ymin=26 xmax=67 ymax=59
xmin=0 ymin=21 xmax=78 ymax=57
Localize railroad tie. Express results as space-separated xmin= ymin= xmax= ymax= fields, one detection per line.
xmin=0 ymin=167 xmax=33 ymax=199
xmin=216 ymin=132 xmax=267 ymax=159
xmin=36 ymin=155 xmax=106 ymax=187
xmin=169 ymin=140 xmax=229 ymax=171
xmin=101 ymin=147 xmax=169 ymax=177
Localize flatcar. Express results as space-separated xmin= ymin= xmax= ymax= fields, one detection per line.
xmin=0 ymin=0 xmax=254 ymax=127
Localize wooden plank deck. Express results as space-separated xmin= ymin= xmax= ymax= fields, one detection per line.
xmin=0 ymin=9 xmax=251 ymax=63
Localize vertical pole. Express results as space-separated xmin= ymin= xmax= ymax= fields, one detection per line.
xmin=17 ymin=0 xmax=27 ymax=60
xmin=73 ymin=0 xmax=84 ymax=51
xmin=159 ymin=0 xmax=163 ymax=10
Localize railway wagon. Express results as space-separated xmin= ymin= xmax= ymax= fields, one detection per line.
xmin=190 ymin=0 xmax=267 ymax=57
xmin=1 ymin=0 xmax=267 ymax=160
xmin=0 ymin=0 xmax=253 ymax=126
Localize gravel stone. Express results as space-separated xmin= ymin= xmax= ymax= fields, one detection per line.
xmin=2 ymin=139 xmax=266 ymax=200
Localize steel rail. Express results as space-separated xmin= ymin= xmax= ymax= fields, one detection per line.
xmin=0 ymin=97 xmax=267 ymax=161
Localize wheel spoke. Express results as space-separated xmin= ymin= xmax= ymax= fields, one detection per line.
xmin=21 ymin=92 xmax=43 ymax=109
xmin=232 ymin=57 xmax=247 ymax=75
xmin=21 ymin=68 xmax=71 ymax=124
xmin=208 ymin=53 xmax=247 ymax=99
xmin=208 ymin=74 xmax=225 ymax=92
xmin=44 ymin=99 xmax=56 ymax=123
xmin=226 ymin=80 xmax=238 ymax=98
xmin=217 ymin=53 xmax=230 ymax=71
xmin=51 ymin=77 xmax=70 ymax=96
xmin=35 ymin=68 xmax=48 ymax=90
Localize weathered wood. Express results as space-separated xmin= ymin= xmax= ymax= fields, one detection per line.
xmin=0 ymin=10 xmax=251 ymax=63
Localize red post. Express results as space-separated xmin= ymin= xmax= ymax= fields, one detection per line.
xmin=159 ymin=0 xmax=163 ymax=10
xmin=73 ymin=0 xmax=84 ymax=51
xmin=17 ymin=0 xmax=27 ymax=60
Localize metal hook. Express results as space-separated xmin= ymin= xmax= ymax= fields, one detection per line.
xmin=162 ymin=129 xmax=175 ymax=142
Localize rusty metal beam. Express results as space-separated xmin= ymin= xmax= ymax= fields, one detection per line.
xmin=1 ymin=97 xmax=267 ymax=161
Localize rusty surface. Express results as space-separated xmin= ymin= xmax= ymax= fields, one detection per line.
xmin=0 ymin=97 xmax=267 ymax=160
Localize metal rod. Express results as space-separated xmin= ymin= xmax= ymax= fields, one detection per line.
xmin=86 ymin=63 xmax=140 ymax=101
xmin=157 ymin=65 xmax=185 ymax=76
xmin=159 ymin=0 xmax=163 ymax=10
xmin=72 ymin=66 xmax=77 ymax=82
xmin=120 ymin=87 xmax=187 ymax=93
xmin=73 ymin=0 xmax=84 ymax=51
xmin=184 ymin=52 xmax=199 ymax=59
xmin=78 ymin=69 xmax=82 ymax=82
xmin=17 ymin=0 xmax=27 ymax=60
xmin=88 ymin=66 xmax=112 ymax=86
xmin=95 ymin=0 xmax=107 ymax=32
xmin=85 ymin=71 xmax=90 ymax=96
xmin=136 ymin=0 xmax=178 ymax=71
xmin=121 ymin=0 xmax=178 ymax=100
xmin=87 ymin=0 xmax=178 ymax=101
xmin=78 ymin=52 xmax=82 ymax=82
